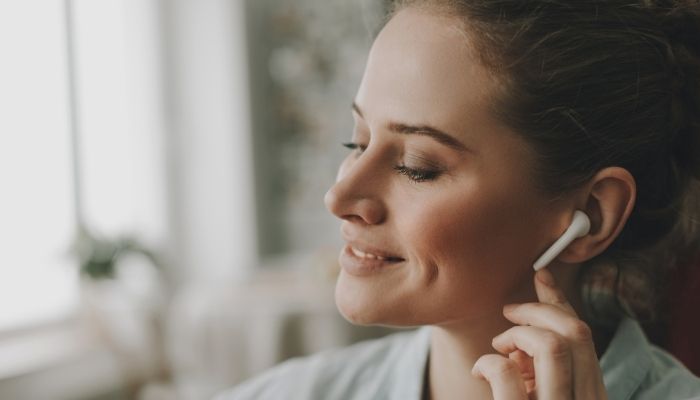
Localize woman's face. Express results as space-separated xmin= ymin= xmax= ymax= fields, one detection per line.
xmin=324 ymin=8 xmax=565 ymax=327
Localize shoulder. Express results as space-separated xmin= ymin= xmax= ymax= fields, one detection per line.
xmin=601 ymin=318 xmax=700 ymax=400
xmin=635 ymin=344 xmax=700 ymax=400
xmin=212 ymin=327 xmax=430 ymax=400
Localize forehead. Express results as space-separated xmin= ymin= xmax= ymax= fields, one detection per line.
xmin=355 ymin=7 xmax=496 ymax=133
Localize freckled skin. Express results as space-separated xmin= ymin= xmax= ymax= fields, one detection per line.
xmin=324 ymin=8 xmax=568 ymax=328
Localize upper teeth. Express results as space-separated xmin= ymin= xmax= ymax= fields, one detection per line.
xmin=351 ymin=246 xmax=387 ymax=260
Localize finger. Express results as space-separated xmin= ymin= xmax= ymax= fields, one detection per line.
xmin=503 ymin=303 xmax=593 ymax=345
xmin=531 ymin=270 xmax=606 ymax=398
xmin=534 ymin=269 xmax=577 ymax=315
xmin=472 ymin=354 xmax=529 ymax=400
xmin=509 ymin=350 xmax=536 ymax=394
xmin=492 ymin=326 xmax=573 ymax=400
xmin=502 ymin=305 xmax=606 ymax=399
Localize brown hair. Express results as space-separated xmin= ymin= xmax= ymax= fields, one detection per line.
xmin=389 ymin=0 xmax=700 ymax=326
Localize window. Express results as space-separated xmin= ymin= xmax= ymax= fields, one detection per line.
xmin=0 ymin=0 xmax=167 ymax=333
xmin=0 ymin=0 xmax=78 ymax=332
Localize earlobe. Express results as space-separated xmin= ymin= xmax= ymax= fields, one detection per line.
xmin=559 ymin=167 xmax=636 ymax=263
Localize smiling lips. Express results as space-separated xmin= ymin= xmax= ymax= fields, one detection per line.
xmin=340 ymin=243 xmax=405 ymax=276
xmin=348 ymin=245 xmax=403 ymax=262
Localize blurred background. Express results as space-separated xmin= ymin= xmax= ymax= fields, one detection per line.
xmin=4 ymin=1 xmax=700 ymax=399
xmin=0 ymin=0 xmax=399 ymax=399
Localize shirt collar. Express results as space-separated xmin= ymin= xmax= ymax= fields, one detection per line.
xmin=599 ymin=317 xmax=653 ymax=400
xmin=389 ymin=326 xmax=432 ymax=400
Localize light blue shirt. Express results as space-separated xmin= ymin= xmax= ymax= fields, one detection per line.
xmin=214 ymin=318 xmax=700 ymax=399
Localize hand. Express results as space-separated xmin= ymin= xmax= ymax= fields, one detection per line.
xmin=471 ymin=269 xmax=608 ymax=400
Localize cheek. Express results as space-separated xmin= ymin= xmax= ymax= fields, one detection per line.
xmin=399 ymin=188 xmax=540 ymax=315
xmin=401 ymin=191 xmax=500 ymax=271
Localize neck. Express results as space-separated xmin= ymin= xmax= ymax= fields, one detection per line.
xmin=425 ymin=313 xmax=513 ymax=400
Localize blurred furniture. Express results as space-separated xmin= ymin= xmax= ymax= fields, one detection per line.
xmin=643 ymin=251 xmax=700 ymax=377
xmin=665 ymin=252 xmax=700 ymax=376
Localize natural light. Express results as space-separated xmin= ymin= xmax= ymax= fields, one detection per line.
xmin=0 ymin=0 xmax=79 ymax=331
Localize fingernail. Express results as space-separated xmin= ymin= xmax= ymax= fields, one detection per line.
xmin=537 ymin=269 xmax=556 ymax=287
xmin=503 ymin=304 xmax=517 ymax=314
xmin=491 ymin=333 xmax=503 ymax=346
xmin=471 ymin=363 xmax=479 ymax=377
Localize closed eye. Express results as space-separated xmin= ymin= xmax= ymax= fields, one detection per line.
xmin=341 ymin=141 xmax=443 ymax=183
xmin=342 ymin=142 xmax=366 ymax=154
xmin=393 ymin=165 xmax=441 ymax=182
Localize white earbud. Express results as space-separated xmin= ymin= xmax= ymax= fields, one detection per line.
xmin=533 ymin=210 xmax=591 ymax=271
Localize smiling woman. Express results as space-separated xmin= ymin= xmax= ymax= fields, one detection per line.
xmin=215 ymin=1 xmax=700 ymax=399
xmin=330 ymin=17 xmax=552 ymax=329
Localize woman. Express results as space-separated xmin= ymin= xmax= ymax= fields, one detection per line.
xmin=216 ymin=1 xmax=700 ymax=398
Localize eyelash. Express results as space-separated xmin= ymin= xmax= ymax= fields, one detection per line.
xmin=341 ymin=142 xmax=442 ymax=183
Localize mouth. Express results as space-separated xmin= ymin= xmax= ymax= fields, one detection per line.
xmin=347 ymin=245 xmax=404 ymax=262
xmin=339 ymin=243 xmax=405 ymax=276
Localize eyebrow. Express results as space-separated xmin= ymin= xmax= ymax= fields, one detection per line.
xmin=352 ymin=102 xmax=469 ymax=153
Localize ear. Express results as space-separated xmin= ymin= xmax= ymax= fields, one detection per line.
xmin=558 ymin=167 xmax=636 ymax=263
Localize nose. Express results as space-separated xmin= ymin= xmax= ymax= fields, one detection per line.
xmin=323 ymin=154 xmax=387 ymax=226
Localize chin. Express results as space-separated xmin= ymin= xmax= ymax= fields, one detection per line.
xmin=334 ymin=272 xmax=423 ymax=327
xmin=335 ymin=278 xmax=374 ymax=325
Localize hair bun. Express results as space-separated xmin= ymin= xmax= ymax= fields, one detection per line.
xmin=649 ymin=1 xmax=700 ymax=179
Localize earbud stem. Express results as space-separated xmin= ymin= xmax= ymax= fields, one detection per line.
xmin=532 ymin=210 xmax=591 ymax=271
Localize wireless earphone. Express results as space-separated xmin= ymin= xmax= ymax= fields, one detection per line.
xmin=533 ymin=210 xmax=591 ymax=271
